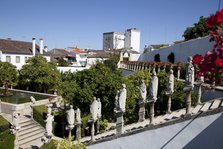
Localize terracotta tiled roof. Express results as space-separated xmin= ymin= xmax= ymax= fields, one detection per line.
xmin=0 ymin=39 xmax=43 ymax=55
xmin=71 ymin=47 xmax=87 ymax=54
xmin=88 ymin=52 xmax=111 ymax=58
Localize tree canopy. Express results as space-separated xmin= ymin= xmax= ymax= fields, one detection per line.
xmin=19 ymin=56 xmax=61 ymax=93
xmin=0 ymin=62 xmax=18 ymax=95
xmin=183 ymin=16 xmax=210 ymax=41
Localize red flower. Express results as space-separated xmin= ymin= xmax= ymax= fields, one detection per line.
xmin=192 ymin=54 xmax=203 ymax=65
xmin=215 ymin=58 xmax=223 ymax=67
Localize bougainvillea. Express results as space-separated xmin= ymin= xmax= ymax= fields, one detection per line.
xmin=193 ymin=9 xmax=223 ymax=84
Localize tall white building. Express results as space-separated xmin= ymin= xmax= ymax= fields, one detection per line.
xmin=103 ymin=32 xmax=125 ymax=50
xmin=124 ymin=28 xmax=140 ymax=53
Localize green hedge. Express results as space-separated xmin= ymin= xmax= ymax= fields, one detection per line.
xmin=0 ymin=116 xmax=15 ymax=149
xmin=0 ymin=115 xmax=10 ymax=132
xmin=33 ymin=105 xmax=47 ymax=128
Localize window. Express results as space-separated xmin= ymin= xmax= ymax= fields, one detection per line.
xmin=16 ymin=56 xmax=20 ymax=63
xmin=25 ymin=57 xmax=28 ymax=62
xmin=6 ymin=56 xmax=11 ymax=62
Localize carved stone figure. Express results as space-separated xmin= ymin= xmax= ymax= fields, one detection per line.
xmin=118 ymin=84 xmax=127 ymax=113
xmin=90 ymin=97 xmax=99 ymax=121
xmin=30 ymin=96 xmax=36 ymax=104
xmin=13 ymin=112 xmax=20 ymax=130
xmin=115 ymin=90 xmax=120 ymax=110
xmin=139 ymin=80 xmax=147 ymax=103
xmin=75 ymin=108 xmax=81 ymax=124
xmin=97 ymin=98 xmax=102 ymax=119
xmin=166 ymin=69 xmax=174 ymax=95
xmin=149 ymin=69 xmax=158 ymax=101
xmin=67 ymin=105 xmax=75 ymax=126
xmin=185 ymin=56 xmax=194 ymax=88
xmin=45 ymin=113 xmax=54 ymax=137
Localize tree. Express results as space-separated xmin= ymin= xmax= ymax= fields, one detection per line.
xmin=183 ymin=16 xmax=209 ymax=41
xmin=0 ymin=62 xmax=17 ymax=95
xmin=19 ymin=56 xmax=61 ymax=93
xmin=57 ymin=57 xmax=69 ymax=66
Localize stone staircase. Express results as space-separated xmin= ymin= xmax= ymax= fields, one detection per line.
xmin=15 ymin=116 xmax=45 ymax=148
xmin=81 ymin=97 xmax=223 ymax=144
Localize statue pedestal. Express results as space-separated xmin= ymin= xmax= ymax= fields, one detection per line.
xmin=148 ymin=100 xmax=155 ymax=124
xmin=75 ymin=123 xmax=81 ymax=140
xmin=184 ymin=86 xmax=193 ymax=115
xmin=166 ymin=93 xmax=172 ymax=114
xmin=89 ymin=120 xmax=95 ymax=142
xmin=66 ymin=124 xmax=74 ymax=139
xmin=115 ymin=111 xmax=124 ymax=136
xmin=138 ymin=101 xmax=146 ymax=122
xmin=197 ymin=79 xmax=204 ymax=105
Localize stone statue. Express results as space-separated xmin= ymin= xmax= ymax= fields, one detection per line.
xmin=30 ymin=96 xmax=36 ymax=104
xmin=115 ymin=90 xmax=120 ymax=110
xmin=97 ymin=98 xmax=102 ymax=119
xmin=118 ymin=84 xmax=127 ymax=113
xmin=149 ymin=69 xmax=158 ymax=101
xmin=13 ymin=112 xmax=20 ymax=130
xmin=75 ymin=108 xmax=81 ymax=124
xmin=45 ymin=113 xmax=54 ymax=137
xmin=166 ymin=69 xmax=174 ymax=95
xmin=139 ymin=80 xmax=147 ymax=103
xmin=67 ymin=105 xmax=75 ymax=126
xmin=185 ymin=56 xmax=194 ymax=88
xmin=90 ymin=97 xmax=99 ymax=121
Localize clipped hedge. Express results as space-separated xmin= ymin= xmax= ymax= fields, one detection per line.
xmin=33 ymin=105 xmax=47 ymax=128
xmin=0 ymin=116 xmax=15 ymax=149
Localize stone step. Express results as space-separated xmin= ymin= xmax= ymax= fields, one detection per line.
xmin=170 ymin=109 xmax=186 ymax=119
xmin=192 ymin=104 xmax=203 ymax=114
xmin=19 ymin=123 xmax=37 ymax=131
xmin=200 ymin=101 xmax=212 ymax=112
xmin=18 ymin=129 xmax=45 ymax=141
xmin=20 ymin=120 xmax=35 ymax=127
xmin=18 ymin=132 xmax=44 ymax=146
xmin=18 ymin=126 xmax=44 ymax=136
xmin=210 ymin=99 xmax=221 ymax=110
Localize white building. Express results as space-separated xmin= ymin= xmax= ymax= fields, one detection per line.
xmin=103 ymin=32 xmax=125 ymax=50
xmin=0 ymin=38 xmax=50 ymax=69
xmin=139 ymin=36 xmax=214 ymax=63
xmin=124 ymin=28 xmax=140 ymax=53
xmin=70 ymin=47 xmax=88 ymax=67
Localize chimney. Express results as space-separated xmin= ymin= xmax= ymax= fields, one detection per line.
xmin=32 ymin=38 xmax=36 ymax=56
xmin=44 ymin=46 xmax=48 ymax=52
xmin=40 ymin=38 xmax=43 ymax=54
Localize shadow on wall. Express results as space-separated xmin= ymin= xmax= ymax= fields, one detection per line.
xmin=183 ymin=113 xmax=223 ymax=149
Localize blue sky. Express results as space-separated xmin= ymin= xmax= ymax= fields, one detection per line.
xmin=0 ymin=0 xmax=221 ymax=52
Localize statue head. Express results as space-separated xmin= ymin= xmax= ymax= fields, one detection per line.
xmin=188 ymin=56 xmax=192 ymax=63
xmin=152 ymin=68 xmax=157 ymax=76
xmin=122 ymin=84 xmax=126 ymax=89
xmin=70 ymin=105 xmax=73 ymax=109
xmin=141 ymin=80 xmax=145 ymax=84
xmin=97 ymin=98 xmax=100 ymax=102
xmin=93 ymin=97 xmax=97 ymax=101
xmin=170 ymin=69 xmax=173 ymax=74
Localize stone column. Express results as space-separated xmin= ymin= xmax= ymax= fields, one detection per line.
xmin=197 ymin=76 xmax=204 ymax=105
xmin=167 ymin=95 xmax=172 ymax=113
xmin=76 ymin=123 xmax=81 ymax=140
xmin=185 ymin=91 xmax=192 ymax=115
xmin=67 ymin=125 xmax=74 ymax=139
xmin=90 ymin=121 xmax=95 ymax=142
xmin=115 ymin=111 xmax=124 ymax=136
xmin=149 ymin=101 xmax=155 ymax=124
xmin=138 ymin=101 xmax=146 ymax=122
xmin=177 ymin=66 xmax=181 ymax=80
xmin=157 ymin=65 xmax=160 ymax=74
xmin=96 ymin=119 xmax=100 ymax=134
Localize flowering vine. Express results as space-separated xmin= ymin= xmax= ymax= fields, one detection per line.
xmin=193 ymin=9 xmax=223 ymax=84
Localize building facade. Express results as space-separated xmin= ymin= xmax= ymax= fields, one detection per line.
xmin=103 ymin=32 xmax=125 ymax=51
xmin=0 ymin=38 xmax=50 ymax=69
xmin=124 ymin=28 xmax=140 ymax=53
